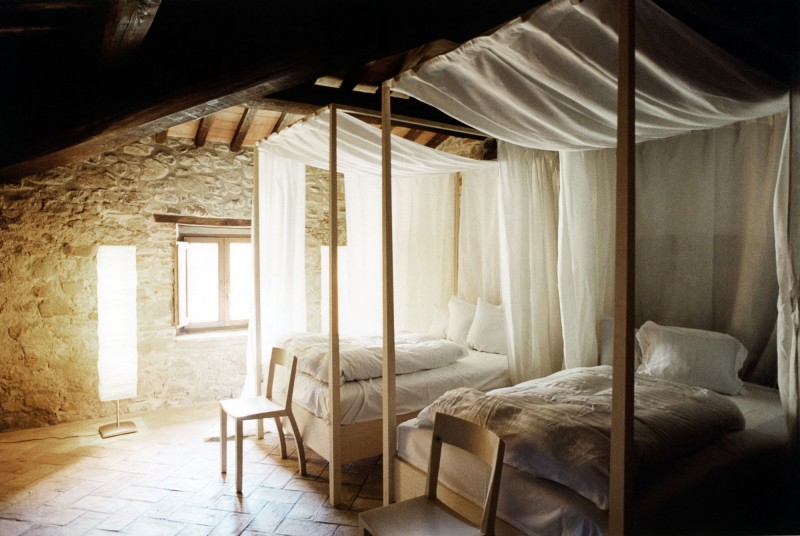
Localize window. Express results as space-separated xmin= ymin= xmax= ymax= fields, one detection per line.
xmin=176 ymin=225 xmax=252 ymax=332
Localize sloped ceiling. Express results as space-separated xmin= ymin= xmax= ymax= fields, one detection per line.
xmin=0 ymin=0 xmax=795 ymax=184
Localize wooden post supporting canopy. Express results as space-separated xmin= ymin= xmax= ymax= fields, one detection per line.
xmin=381 ymin=82 xmax=398 ymax=506
xmin=609 ymin=0 xmax=636 ymax=534
xmin=453 ymin=172 xmax=462 ymax=297
xmin=328 ymin=105 xmax=343 ymax=506
xmin=252 ymin=146 xmax=265 ymax=440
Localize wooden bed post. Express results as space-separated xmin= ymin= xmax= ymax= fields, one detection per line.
xmin=252 ymin=144 xmax=264 ymax=439
xmin=609 ymin=0 xmax=635 ymax=534
xmin=381 ymin=81 xmax=398 ymax=505
xmin=453 ymin=172 xmax=462 ymax=296
xmin=328 ymin=105 xmax=343 ymax=506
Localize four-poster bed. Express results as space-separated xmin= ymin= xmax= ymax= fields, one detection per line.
xmin=250 ymin=104 xmax=510 ymax=503
xmin=245 ymin=0 xmax=796 ymax=530
xmin=375 ymin=0 xmax=794 ymax=533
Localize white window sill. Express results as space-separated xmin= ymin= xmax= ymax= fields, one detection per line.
xmin=174 ymin=329 xmax=248 ymax=342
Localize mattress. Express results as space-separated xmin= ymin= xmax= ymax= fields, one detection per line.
xmin=396 ymin=381 xmax=788 ymax=536
xmin=290 ymin=350 xmax=510 ymax=425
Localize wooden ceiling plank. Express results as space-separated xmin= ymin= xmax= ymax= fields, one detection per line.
xmin=230 ymin=107 xmax=257 ymax=152
xmin=102 ymin=0 xmax=161 ymax=59
xmin=194 ymin=114 xmax=216 ymax=147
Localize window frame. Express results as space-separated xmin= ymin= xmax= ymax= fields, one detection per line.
xmin=175 ymin=226 xmax=252 ymax=334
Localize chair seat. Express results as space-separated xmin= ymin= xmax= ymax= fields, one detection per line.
xmin=220 ymin=396 xmax=285 ymax=419
xmin=359 ymin=496 xmax=483 ymax=536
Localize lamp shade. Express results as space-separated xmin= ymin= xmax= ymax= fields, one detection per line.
xmin=97 ymin=245 xmax=138 ymax=401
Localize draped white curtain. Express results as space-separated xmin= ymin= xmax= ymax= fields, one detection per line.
xmin=557 ymin=149 xmax=617 ymax=369
xmin=344 ymin=172 xmax=456 ymax=334
xmin=243 ymin=151 xmax=307 ymax=396
xmin=556 ymin=116 xmax=787 ymax=374
xmin=636 ymin=115 xmax=785 ymax=378
xmin=498 ymin=143 xmax=563 ymax=382
xmin=773 ymin=118 xmax=799 ymax=453
xmin=458 ymin=167 xmax=502 ymax=304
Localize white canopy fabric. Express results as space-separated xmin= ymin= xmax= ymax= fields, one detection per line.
xmin=259 ymin=108 xmax=493 ymax=176
xmin=246 ymin=108 xmax=497 ymax=395
xmin=391 ymin=0 xmax=787 ymax=151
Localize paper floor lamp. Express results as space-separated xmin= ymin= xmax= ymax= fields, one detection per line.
xmin=97 ymin=245 xmax=138 ymax=438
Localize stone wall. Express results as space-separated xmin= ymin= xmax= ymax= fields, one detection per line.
xmin=0 ymin=137 xmax=256 ymax=432
xmin=0 ymin=132 xmax=483 ymax=432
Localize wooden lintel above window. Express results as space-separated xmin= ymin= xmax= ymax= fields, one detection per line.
xmin=153 ymin=214 xmax=251 ymax=227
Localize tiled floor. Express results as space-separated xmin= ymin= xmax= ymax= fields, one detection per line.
xmin=0 ymin=403 xmax=382 ymax=535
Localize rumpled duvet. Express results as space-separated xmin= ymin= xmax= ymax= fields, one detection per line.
xmin=415 ymin=365 xmax=744 ymax=510
xmin=277 ymin=332 xmax=468 ymax=384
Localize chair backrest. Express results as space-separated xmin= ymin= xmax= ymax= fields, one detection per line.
xmin=266 ymin=347 xmax=298 ymax=408
xmin=426 ymin=412 xmax=505 ymax=536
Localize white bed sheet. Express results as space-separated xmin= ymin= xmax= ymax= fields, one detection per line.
xmin=396 ymin=381 xmax=787 ymax=536
xmin=291 ymin=350 xmax=510 ymax=425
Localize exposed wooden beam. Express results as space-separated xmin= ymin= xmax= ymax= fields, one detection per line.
xmin=153 ymin=214 xmax=250 ymax=226
xmin=102 ymin=0 xmax=161 ymax=59
xmin=254 ymin=85 xmax=483 ymax=138
xmin=273 ymin=112 xmax=291 ymax=134
xmin=194 ymin=114 xmax=216 ymax=147
xmin=425 ymin=133 xmax=448 ymax=148
xmin=403 ymin=129 xmax=426 ymax=142
xmin=230 ymin=107 xmax=256 ymax=152
xmin=337 ymin=62 xmax=375 ymax=93
xmin=154 ymin=130 xmax=168 ymax=143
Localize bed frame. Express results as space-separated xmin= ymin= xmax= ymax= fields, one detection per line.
xmin=271 ymin=346 xmax=420 ymax=500
xmin=393 ymin=456 xmax=526 ymax=536
xmin=292 ymin=402 xmax=417 ymax=469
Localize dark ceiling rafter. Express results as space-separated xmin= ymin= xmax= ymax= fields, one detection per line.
xmin=194 ymin=113 xmax=216 ymax=147
xmin=273 ymin=112 xmax=291 ymax=134
xmin=230 ymin=107 xmax=257 ymax=152
xmin=425 ymin=133 xmax=449 ymax=149
xmin=256 ymin=86 xmax=485 ymax=139
xmin=102 ymin=0 xmax=161 ymax=59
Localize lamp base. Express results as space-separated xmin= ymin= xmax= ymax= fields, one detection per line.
xmin=99 ymin=421 xmax=137 ymax=439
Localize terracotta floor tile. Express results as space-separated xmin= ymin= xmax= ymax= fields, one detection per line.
xmin=0 ymin=518 xmax=32 ymax=536
xmin=0 ymin=404 xmax=388 ymax=536
xmin=122 ymin=516 xmax=186 ymax=536
xmin=274 ymin=518 xmax=338 ymax=536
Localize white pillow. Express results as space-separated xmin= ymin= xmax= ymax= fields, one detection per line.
xmin=466 ymin=298 xmax=508 ymax=355
xmin=446 ymin=297 xmax=476 ymax=346
xmin=636 ymin=321 xmax=746 ymax=395
xmin=427 ymin=304 xmax=449 ymax=339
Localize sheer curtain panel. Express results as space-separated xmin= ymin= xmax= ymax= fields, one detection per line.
xmin=498 ymin=143 xmax=563 ymax=382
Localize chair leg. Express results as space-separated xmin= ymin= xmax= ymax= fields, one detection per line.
xmin=220 ymin=407 xmax=227 ymax=473
xmin=275 ymin=417 xmax=287 ymax=459
xmin=286 ymin=412 xmax=307 ymax=476
xmin=235 ymin=418 xmax=244 ymax=494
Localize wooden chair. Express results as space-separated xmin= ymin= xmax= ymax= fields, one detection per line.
xmin=220 ymin=348 xmax=307 ymax=493
xmin=359 ymin=412 xmax=505 ymax=536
